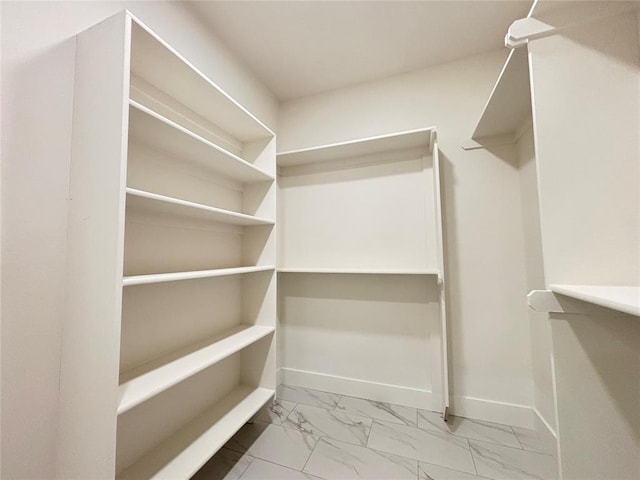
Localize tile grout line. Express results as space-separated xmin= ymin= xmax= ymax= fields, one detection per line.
xmin=234 ymin=451 xmax=255 ymax=480
xmin=468 ymin=439 xmax=480 ymax=476
xmin=300 ymin=435 xmax=322 ymax=474
xmin=510 ymin=425 xmax=526 ymax=450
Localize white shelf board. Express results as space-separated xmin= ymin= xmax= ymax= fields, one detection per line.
xmin=472 ymin=47 xmax=531 ymax=139
xmin=126 ymin=188 xmax=274 ymax=227
xmin=118 ymin=386 xmax=274 ymax=480
xmin=118 ymin=325 xmax=275 ymax=414
xmin=128 ymin=101 xmax=273 ymax=184
xmin=278 ymin=267 xmax=440 ymax=275
xmin=549 ymin=285 xmax=640 ymax=317
xmin=277 ymin=128 xmax=435 ymax=167
xmin=130 ymin=18 xmax=273 ymax=143
xmin=123 ymin=266 xmax=275 ymax=287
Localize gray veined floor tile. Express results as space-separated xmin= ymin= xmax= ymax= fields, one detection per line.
xmin=419 ymin=461 xmax=488 ymax=480
xmin=240 ymin=459 xmax=326 ymax=480
xmin=418 ymin=410 xmax=521 ymax=448
xmin=223 ymin=421 xmax=319 ymax=471
xmin=511 ymin=426 xmax=557 ymax=456
xmin=367 ymin=420 xmax=476 ymax=474
xmin=336 ymin=396 xmax=418 ymax=426
xmin=285 ymin=404 xmax=373 ymax=446
xmin=251 ymin=399 xmax=297 ymax=425
xmin=277 ymin=384 xmax=342 ymax=410
xmin=304 ymin=438 xmax=417 ymax=480
xmin=469 ymin=440 xmax=558 ymax=480
xmin=192 ymin=448 xmax=254 ymax=480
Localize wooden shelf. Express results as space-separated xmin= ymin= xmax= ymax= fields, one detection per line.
xmin=126 ymin=188 xmax=274 ymax=227
xmin=470 ymin=47 xmax=531 ymax=141
xmin=118 ymin=325 xmax=275 ymax=414
xmin=128 ymin=101 xmax=274 ymax=184
xmin=549 ymin=285 xmax=640 ymax=317
xmin=123 ymin=266 xmax=275 ymax=287
xmin=277 ymin=128 xmax=435 ymax=167
xmin=278 ymin=267 xmax=440 ymax=276
xmin=117 ymin=386 xmax=274 ymax=480
xmin=130 ymin=20 xmax=273 ymax=143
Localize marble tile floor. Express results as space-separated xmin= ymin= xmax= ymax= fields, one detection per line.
xmin=192 ymin=385 xmax=558 ymax=480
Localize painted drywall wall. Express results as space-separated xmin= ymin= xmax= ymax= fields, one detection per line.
xmin=517 ymin=126 xmax=556 ymax=434
xmin=0 ymin=2 xmax=277 ymax=478
xmin=278 ymin=50 xmax=534 ymax=426
xmin=530 ymin=12 xmax=639 ymax=285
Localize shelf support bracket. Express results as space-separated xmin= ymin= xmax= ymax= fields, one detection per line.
xmin=505 ymin=17 xmax=555 ymax=49
xmin=528 ymin=290 xmax=630 ymax=316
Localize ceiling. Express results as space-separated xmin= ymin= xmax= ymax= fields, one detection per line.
xmin=189 ymin=1 xmax=532 ymax=101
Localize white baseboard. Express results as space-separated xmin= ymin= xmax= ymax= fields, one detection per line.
xmin=450 ymin=395 xmax=534 ymax=429
xmin=279 ymin=368 xmax=535 ymax=429
xmin=279 ymin=368 xmax=434 ymax=410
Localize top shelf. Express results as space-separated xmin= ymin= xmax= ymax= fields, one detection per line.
xmin=129 ymin=16 xmax=273 ymax=144
xmin=471 ymin=47 xmax=531 ymax=140
xmin=277 ymin=128 xmax=435 ymax=167
xmin=549 ymin=285 xmax=640 ymax=317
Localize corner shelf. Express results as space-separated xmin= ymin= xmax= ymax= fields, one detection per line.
xmin=277 ymin=127 xmax=435 ymax=167
xmin=549 ymin=285 xmax=640 ymax=317
xmin=123 ymin=266 xmax=275 ymax=287
xmin=118 ymin=325 xmax=275 ymax=414
xmin=277 ymin=267 xmax=440 ymax=276
xmin=117 ymin=386 xmax=274 ymax=480
xmin=126 ymin=188 xmax=274 ymax=226
xmin=129 ymin=101 xmax=274 ymax=183
xmin=464 ymin=47 xmax=531 ymax=149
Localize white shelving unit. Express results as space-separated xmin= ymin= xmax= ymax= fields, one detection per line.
xmin=59 ymin=11 xmax=276 ymax=479
xmin=277 ymin=128 xmax=450 ymax=415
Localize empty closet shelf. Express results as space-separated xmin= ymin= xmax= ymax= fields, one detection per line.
xmin=118 ymin=325 xmax=275 ymax=415
xmin=126 ymin=188 xmax=274 ymax=226
xmin=129 ymin=101 xmax=274 ymax=183
xmin=277 ymin=267 xmax=440 ymax=275
xmin=122 ymin=266 xmax=275 ymax=286
xmin=549 ymin=285 xmax=640 ymax=317
xmin=117 ymin=386 xmax=274 ymax=480
xmin=277 ymin=127 xmax=434 ymax=167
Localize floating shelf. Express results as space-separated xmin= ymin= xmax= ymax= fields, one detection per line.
xmin=128 ymin=101 xmax=274 ymax=184
xmin=468 ymin=47 xmax=531 ymax=143
xmin=126 ymin=188 xmax=274 ymax=227
xmin=118 ymin=325 xmax=275 ymax=414
xmin=277 ymin=128 xmax=435 ymax=167
xmin=277 ymin=267 xmax=440 ymax=276
xmin=130 ymin=20 xmax=273 ymax=143
xmin=549 ymin=285 xmax=640 ymax=317
xmin=123 ymin=266 xmax=275 ymax=287
xmin=117 ymin=386 xmax=274 ymax=480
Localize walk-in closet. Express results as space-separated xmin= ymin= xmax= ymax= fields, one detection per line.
xmin=2 ymin=1 xmax=638 ymax=480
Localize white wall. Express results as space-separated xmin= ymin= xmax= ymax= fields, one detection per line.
xmin=516 ymin=126 xmax=556 ymax=434
xmin=278 ymin=50 xmax=534 ymax=426
xmin=0 ymin=2 xmax=277 ymax=478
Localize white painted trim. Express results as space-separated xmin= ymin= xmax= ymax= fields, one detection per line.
xmin=279 ymin=368 xmax=434 ymax=410
xmin=451 ymin=395 xmax=534 ymax=429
